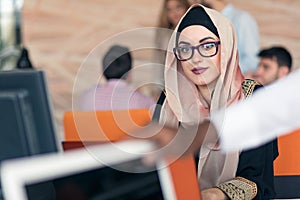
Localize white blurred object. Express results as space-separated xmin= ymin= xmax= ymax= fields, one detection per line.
xmin=212 ymin=68 xmax=300 ymax=151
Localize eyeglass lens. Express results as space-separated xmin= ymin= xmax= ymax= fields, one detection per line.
xmin=174 ymin=41 xmax=220 ymax=61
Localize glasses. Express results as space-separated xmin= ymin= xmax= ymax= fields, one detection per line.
xmin=173 ymin=41 xmax=221 ymax=61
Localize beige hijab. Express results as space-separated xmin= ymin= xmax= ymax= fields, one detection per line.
xmin=159 ymin=4 xmax=245 ymax=189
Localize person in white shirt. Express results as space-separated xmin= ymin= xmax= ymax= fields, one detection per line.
xmin=189 ymin=0 xmax=260 ymax=74
xmin=212 ymin=68 xmax=300 ymax=151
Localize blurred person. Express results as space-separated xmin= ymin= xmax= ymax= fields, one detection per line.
xmin=80 ymin=45 xmax=155 ymax=111
xmin=155 ymin=0 xmax=190 ymax=62
xmin=149 ymin=5 xmax=277 ymax=199
xmin=196 ymin=0 xmax=260 ymax=75
xmin=158 ymin=0 xmax=190 ymax=30
xmin=152 ymin=0 xmax=190 ymax=99
xmin=251 ymin=46 xmax=292 ymax=86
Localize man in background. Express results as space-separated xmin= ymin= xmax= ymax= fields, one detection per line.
xmin=251 ymin=46 xmax=292 ymax=86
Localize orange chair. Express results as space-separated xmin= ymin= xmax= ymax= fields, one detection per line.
xmin=63 ymin=109 xmax=152 ymax=149
xmin=62 ymin=109 xmax=201 ymax=200
xmin=273 ymin=129 xmax=300 ymax=198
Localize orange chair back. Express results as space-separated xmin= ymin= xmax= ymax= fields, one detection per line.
xmin=274 ymin=129 xmax=300 ymax=176
xmin=63 ymin=109 xmax=152 ymax=142
xmin=273 ymin=129 xmax=300 ymax=198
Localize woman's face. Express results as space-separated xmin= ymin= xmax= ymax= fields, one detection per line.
xmin=166 ymin=0 xmax=187 ymax=28
xmin=177 ymin=25 xmax=221 ymax=86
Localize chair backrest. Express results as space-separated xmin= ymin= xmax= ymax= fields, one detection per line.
xmin=64 ymin=109 xmax=151 ymax=140
xmin=273 ymin=129 xmax=300 ymax=198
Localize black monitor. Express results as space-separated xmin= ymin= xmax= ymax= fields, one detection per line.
xmin=1 ymin=141 xmax=178 ymax=200
xmin=0 ymin=69 xmax=58 ymax=161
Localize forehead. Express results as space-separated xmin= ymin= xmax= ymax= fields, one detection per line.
xmin=178 ymin=25 xmax=218 ymax=43
xmin=259 ymin=57 xmax=279 ymax=66
xmin=167 ymin=0 xmax=183 ymax=7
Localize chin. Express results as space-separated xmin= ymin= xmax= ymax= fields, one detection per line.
xmin=193 ymin=80 xmax=207 ymax=86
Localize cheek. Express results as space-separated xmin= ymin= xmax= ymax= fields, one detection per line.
xmin=180 ymin=61 xmax=188 ymax=69
xmin=178 ymin=8 xmax=186 ymax=16
xmin=180 ymin=61 xmax=192 ymax=74
xmin=204 ymin=55 xmax=221 ymax=73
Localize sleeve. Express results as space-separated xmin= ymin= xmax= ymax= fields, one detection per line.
xmin=211 ymin=69 xmax=300 ymax=151
xmin=216 ymin=176 xmax=257 ymax=200
xmin=237 ymin=139 xmax=278 ymax=199
xmin=216 ymin=139 xmax=278 ymax=200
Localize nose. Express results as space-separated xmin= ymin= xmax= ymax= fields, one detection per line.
xmin=191 ymin=50 xmax=203 ymax=63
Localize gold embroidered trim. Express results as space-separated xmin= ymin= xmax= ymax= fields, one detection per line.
xmin=242 ymin=79 xmax=261 ymax=98
xmin=216 ymin=176 xmax=257 ymax=200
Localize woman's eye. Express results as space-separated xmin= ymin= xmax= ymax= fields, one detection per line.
xmin=202 ymin=43 xmax=214 ymax=50
xmin=180 ymin=46 xmax=191 ymax=53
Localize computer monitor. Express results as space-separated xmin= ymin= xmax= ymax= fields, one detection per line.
xmin=0 ymin=140 xmax=179 ymax=200
xmin=0 ymin=69 xmax=58 ymax=161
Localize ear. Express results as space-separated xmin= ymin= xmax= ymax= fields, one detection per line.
xmin=278 ymin=66 xmax=290 ymax=78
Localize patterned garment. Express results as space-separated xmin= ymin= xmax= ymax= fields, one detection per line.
xmin=80 ymin=79 xmax=155 ymax=111
xmin=241 ymin=79 xmax=262 ymax=98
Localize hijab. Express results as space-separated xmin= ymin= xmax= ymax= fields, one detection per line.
xmin=159 ymin=4 xmax=245 ymax=189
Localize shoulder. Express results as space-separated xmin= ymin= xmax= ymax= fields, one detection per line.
xmin=226 ymin=5 xmax=257 ymax=28
xmin=228 ymin=5 xmax=255 ymax=20
xmin=242 ymin=79 xmax=263 ymax=98
xmin=131 ymin=90 xmax=155 ymax=104
xmin=81 ymin=85 xmax=99 ymax=96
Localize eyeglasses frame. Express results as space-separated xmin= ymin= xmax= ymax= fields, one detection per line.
xmin=173 ymin=41 xmax=221 ymax=61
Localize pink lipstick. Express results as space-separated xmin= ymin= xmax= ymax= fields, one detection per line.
xmin=191 ymin=67 xmax=208 ymax=75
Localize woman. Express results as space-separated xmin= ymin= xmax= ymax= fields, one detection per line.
xmin=153 ymin=4 xmax=278 ymax=200
xmin=152 ymin=0 xmax=190 ymax=100
xmin=157 ymin=0 xmax=190 ymax=30
xmin=155 ymin=0 xmax=190 ymax=55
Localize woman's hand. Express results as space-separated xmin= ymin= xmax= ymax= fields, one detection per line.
xmin=201 ymin=188 xmax=228 ymax=200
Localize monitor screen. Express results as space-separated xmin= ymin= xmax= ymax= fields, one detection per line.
xmin=0 ymin=89 xmax=39 ymax=161
xmin=1 ymin=140 xmax=177 ymax=200
xmin=0 ymin=69 xmax=58 ymax=158
xmin=25 ymin=158 xmax=165 ymax=200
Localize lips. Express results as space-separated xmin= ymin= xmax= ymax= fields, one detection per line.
xmin=191 ymin=67 xmax=208 ymax=75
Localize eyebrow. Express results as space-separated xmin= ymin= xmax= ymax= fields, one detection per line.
xmin=178 ymin=36 xmax=217 ymax=45
xmin=178 ymin=41 xmax=190 ymax=45
xmin=199 ymin=37 xmax=216 ymax=43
